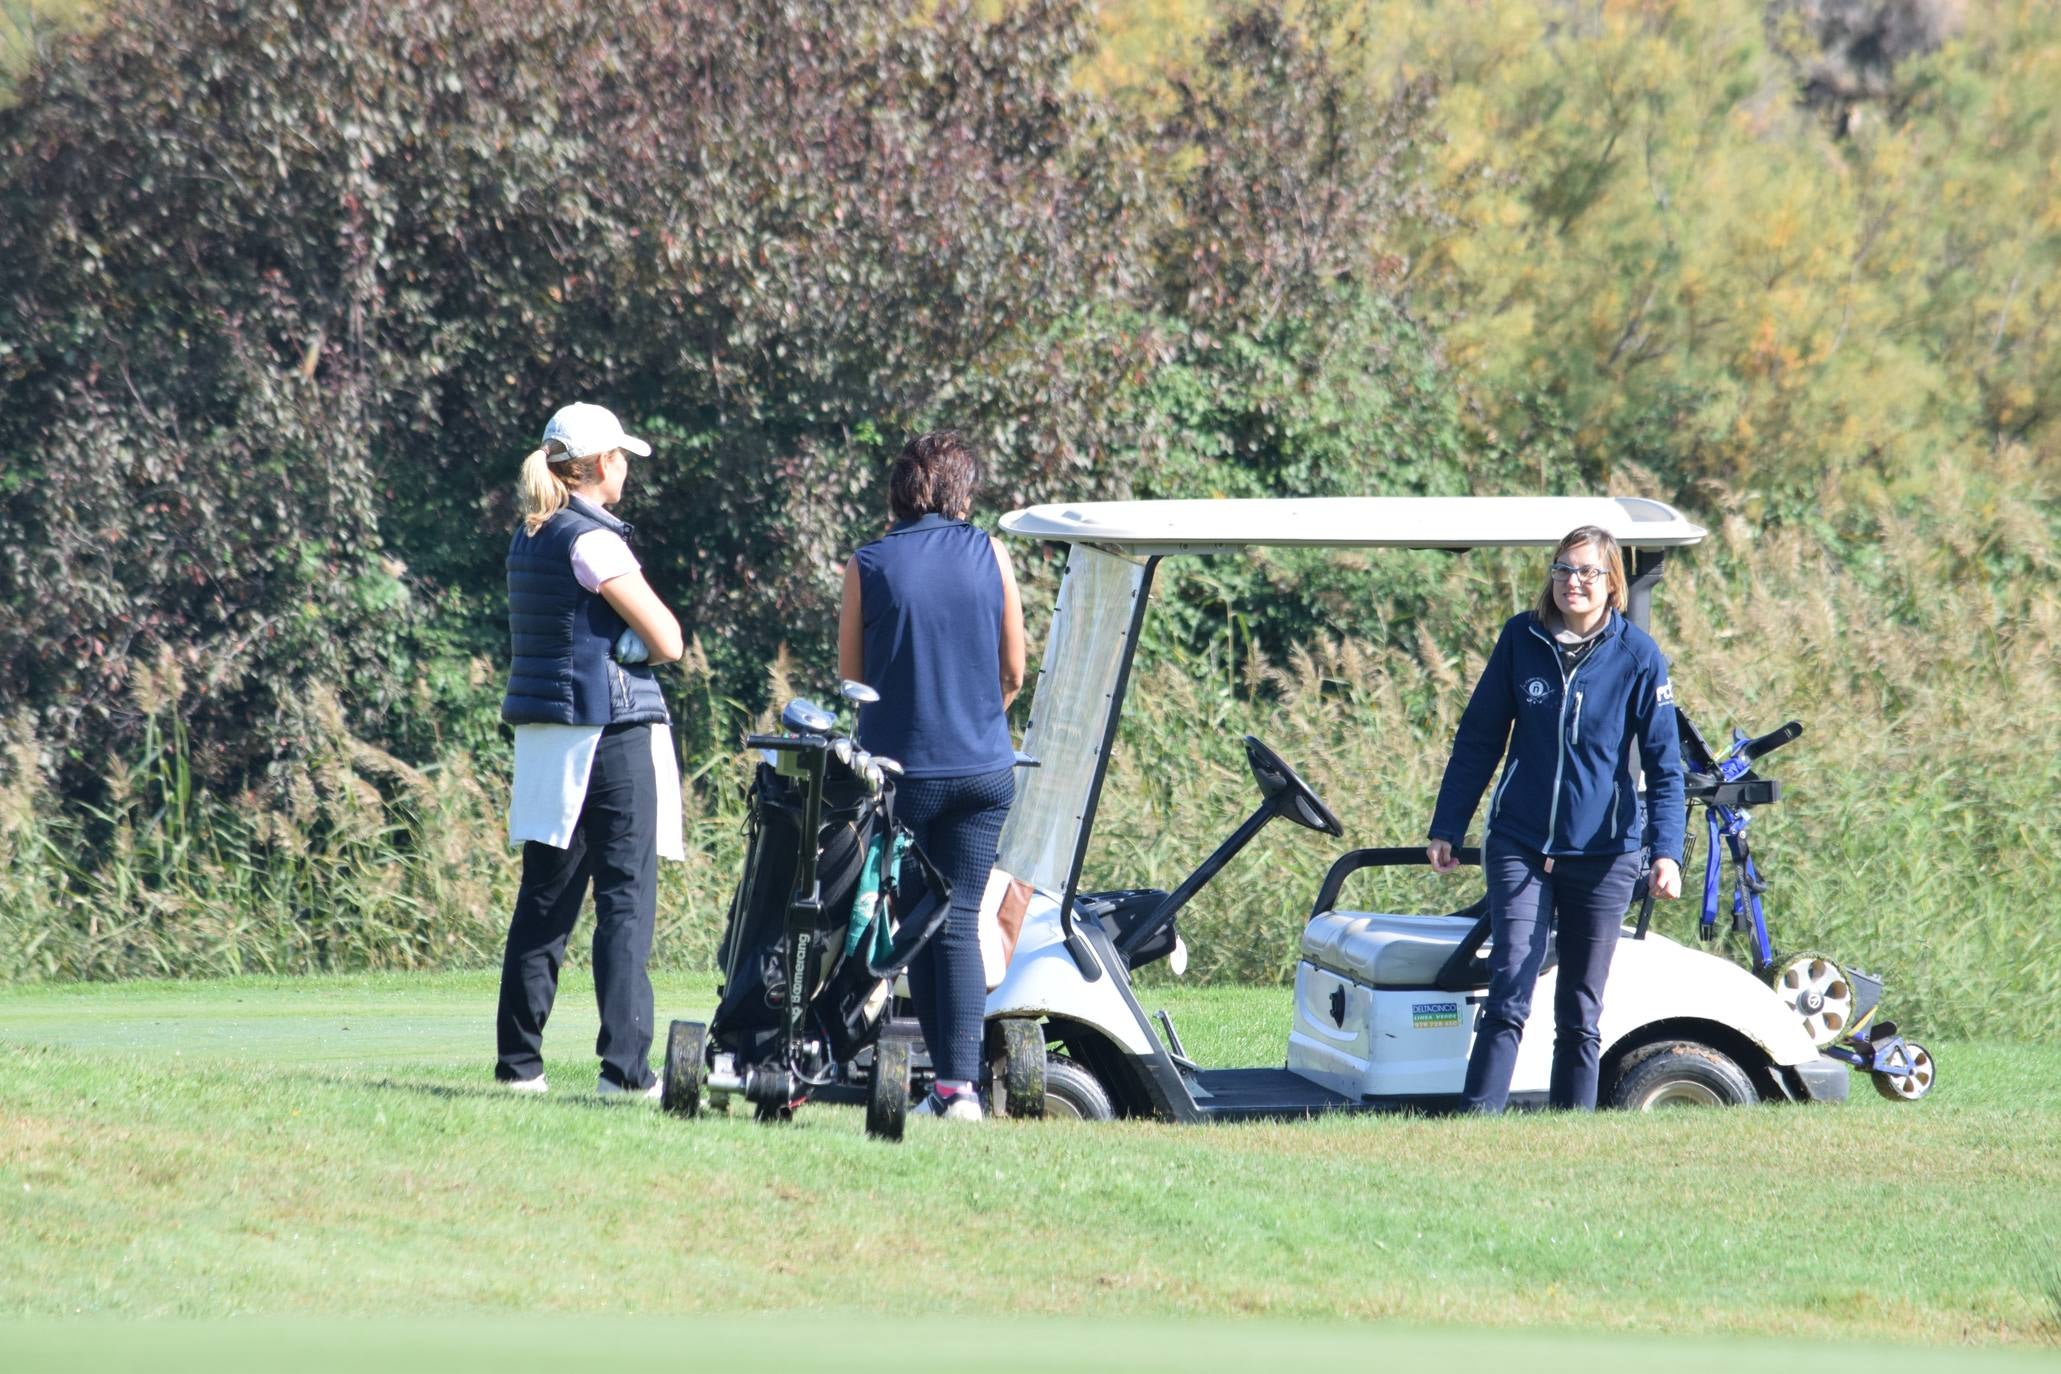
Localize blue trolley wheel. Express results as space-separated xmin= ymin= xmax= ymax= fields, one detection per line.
xmin=1872 ymin=1041 xmax=1936 ymax=1102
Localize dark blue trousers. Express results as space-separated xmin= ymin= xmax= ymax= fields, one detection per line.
xmin=1461 ymin=835 xmax=1643 ymax=1112
xmin=895 ymin=768 xmax=1015 ymax=1086
xmin=495 ymin=723 xmax=659 ymax=1090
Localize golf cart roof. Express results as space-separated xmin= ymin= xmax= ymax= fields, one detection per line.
xmin=1000 ymin=496 xmax=1705 ymax=553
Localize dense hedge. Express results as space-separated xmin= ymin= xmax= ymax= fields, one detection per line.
xmin=0 ymin=0 xmax=1459 ymax=792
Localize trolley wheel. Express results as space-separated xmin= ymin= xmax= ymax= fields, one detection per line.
xmin=1768 ymin=951 xmax=1856 ymax=1049
xmin=661 ymin=1020 xmax=706 ymax=1118
xmin=1872 ymin=1041 xmax=1936 ymax=1102
xmin=1041 ymin=1055 xmax=1115 ymax=1122
xmin=997 ymin=1018 xmax=1047 ymax=1120
xmin=868 ymin=1037 xmax=911 ymax=1141
xmin=1607 ymin=1040 xmax=1758 ymax=1110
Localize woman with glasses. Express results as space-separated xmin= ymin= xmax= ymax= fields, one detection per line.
xmin=1425 ymin=525 xmax=1685 ymax=1112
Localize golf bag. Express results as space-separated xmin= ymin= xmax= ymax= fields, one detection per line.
xmin=711 ymin=753 xmax=949 ymax=1076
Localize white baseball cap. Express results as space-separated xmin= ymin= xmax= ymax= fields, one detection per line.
xmin=540 ymin=402 xmax=652 ymax=459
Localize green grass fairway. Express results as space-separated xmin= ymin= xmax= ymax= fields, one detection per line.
xmin=3 ymin=972 xmax=2058 ymax=1363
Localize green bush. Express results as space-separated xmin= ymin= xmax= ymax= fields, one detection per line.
xmin=0 ymin=0 xmax=1167 ymax=788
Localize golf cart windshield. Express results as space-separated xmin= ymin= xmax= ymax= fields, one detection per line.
xmin=993 ymin=497 xmax=1706 ymax=920
xmin=995 ymin=545 xmax=1150 ymax=893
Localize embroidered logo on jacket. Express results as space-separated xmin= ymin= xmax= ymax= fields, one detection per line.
xmin=1523 ymin=677 xmax=1554 ymax=704
xmin=1655 ymin=682 xmax=1675 ymax=706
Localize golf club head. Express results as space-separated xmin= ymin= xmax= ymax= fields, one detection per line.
xmin=832 ymin=738 xmax=854 ymax=767
xmin=840 ymin=679 xmax=880 ymax=706
xmin=873 ymin=755 xmax=905 ymax=778
xmin=780 ymin=698 xmax=835 ymax=735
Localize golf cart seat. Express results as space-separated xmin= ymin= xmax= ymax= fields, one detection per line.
xmin=1298 ymin=846 xmax=1493 ymax=990
xmin=1301 ymin=911 xmax=1490 ymax=990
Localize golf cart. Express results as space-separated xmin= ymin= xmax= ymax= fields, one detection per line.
xmin=979 ymin=496 xmax=1932 ymax=1118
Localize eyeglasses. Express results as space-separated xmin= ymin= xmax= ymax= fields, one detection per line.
xmin=1549 ymin=561 xmax=1608 ymax=585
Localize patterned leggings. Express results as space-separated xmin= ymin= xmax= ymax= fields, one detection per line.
xmin=893 ymin=767 xmax=1016 ymax=1085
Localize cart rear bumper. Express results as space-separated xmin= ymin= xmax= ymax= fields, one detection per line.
xmin=1788 ymin=1054 xmax=1851 ymax=1104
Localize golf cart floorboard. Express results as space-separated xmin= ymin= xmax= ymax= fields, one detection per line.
xmin=1185 ymin=1068 xmax=1358 ymax=1120
xmin=1183 ymin=1068 xmax=1472 ymax=1120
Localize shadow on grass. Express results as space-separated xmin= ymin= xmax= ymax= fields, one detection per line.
xmin=323 ymin=1072 xmax=665 ymax=1116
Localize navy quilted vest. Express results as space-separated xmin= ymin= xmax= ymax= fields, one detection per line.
xmin=501 ymin=497 xmax=670 ymax=727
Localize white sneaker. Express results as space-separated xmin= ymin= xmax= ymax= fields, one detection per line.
xmin=502 ymin=1075 xmax=548 ymax=1095
xmin=911 ymin=1088 xmax=983 ymax=1122
xmin=597 ymin=1074 xmax=661 ymax=1102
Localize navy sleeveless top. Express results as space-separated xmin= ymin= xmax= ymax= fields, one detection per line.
xmin=852 ymin=514 xmax=1014 ymax=779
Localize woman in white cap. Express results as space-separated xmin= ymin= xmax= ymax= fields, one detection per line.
xmin=494 ymin=402 xmax=685 ymax=1099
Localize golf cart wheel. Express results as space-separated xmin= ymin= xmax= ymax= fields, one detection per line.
xmin=868 ymin=1038 xmax=911 ymax=1141
xmin=1871 ymin=1041 xmax=1937 ymax=1102
xmin=1041 ymin=1056 xmax=1115 ymax=1122
xmin=1768 ymin=951 xmax=1856 ymax=1049
xmin=1609 ymin=1041 xmax=1757 ymax=1111
xmin=661 ymin=1020 xmax=706 ymax=1118
xmin=998 ymin=1019 xmax=1047 ymax=1120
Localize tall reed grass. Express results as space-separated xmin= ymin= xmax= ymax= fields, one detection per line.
xmin=0 ymin=660 xmax=750 ymax=986
xmin=1092 ymin=521 xmax=2061 ymax=1041
xmin=3 ymin=520 xmax=2055 ymax=1040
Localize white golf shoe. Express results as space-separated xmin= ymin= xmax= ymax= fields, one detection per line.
xmin=911 ymin=1088 xmax=983 ymax=1122
xmin=597 ymin=1074 xmax=662 ymax=1103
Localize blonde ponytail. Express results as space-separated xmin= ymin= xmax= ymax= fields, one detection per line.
xmin=519 ymin=447 xmax=567 ymax=534
xmin=517 ymin=443 xmax=606 ymax=534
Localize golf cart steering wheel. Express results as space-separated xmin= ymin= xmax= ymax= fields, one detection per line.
xmin=1244 ymin=736 xmax=1344 ymax=837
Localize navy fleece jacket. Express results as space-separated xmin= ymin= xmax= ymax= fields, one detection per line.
xmin=1429 ymin=610 xmax=1685 ymax=862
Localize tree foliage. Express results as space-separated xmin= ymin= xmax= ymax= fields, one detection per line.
xmin=3 ymin=0 xmax=2059 ymax=1000
xmin=0 ymin=0 xmax=95 ymax=104
xmin=0 ymin=0 xmax=1168 ymax=784
xmin=2 ymin=0 xmax=2055 ymax=813
xmin=1360 ymin=0 xmax=2060 ymax=536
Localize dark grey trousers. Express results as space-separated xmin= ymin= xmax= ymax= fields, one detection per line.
xmin=495 ymin=723 xmax=658 ymax=1090
xmin=1460 ymin=835 xmax=1643 ymax=1113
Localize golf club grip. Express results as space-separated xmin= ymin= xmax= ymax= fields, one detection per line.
xmin=1309 ymin=845 xmax=1482 ymax=920
xmin=1738 ymin=720 xmax=1803 ymax=762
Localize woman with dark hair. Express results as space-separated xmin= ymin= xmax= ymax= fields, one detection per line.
xmin=838 ymin=431 xmax=1027 ymax=1122
xmin=1426 ymin=525 xmax=1685 ymax=1112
